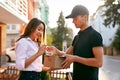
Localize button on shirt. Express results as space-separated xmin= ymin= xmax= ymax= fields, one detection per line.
xmin=15 ymin=37 xmax=43 ymax=72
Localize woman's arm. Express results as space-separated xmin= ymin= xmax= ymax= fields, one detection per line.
xmin=25 ymin=45 xmax=46 ymax=68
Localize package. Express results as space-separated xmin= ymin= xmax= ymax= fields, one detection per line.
xmin=44 ymin=55 xmax=66 ymax=69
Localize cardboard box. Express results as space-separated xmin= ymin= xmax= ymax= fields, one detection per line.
xmin=44 ymin=55 xmax=66 ymax=69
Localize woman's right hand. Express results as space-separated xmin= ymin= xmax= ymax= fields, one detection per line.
xmin=37 ymin=45 xmax=46 ymax=56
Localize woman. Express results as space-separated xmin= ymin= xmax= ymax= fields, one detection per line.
xmin=15 ymin=18 xmax=49 ymax=80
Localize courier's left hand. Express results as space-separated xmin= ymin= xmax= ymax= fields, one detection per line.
xmin=61 ymin=54 xmax=75 ymax=69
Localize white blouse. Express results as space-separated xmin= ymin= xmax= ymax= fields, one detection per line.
xmin=15 ymin=37 xmax=43 ymax=72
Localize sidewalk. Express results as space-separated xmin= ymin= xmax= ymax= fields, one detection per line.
xmin=99 ymin=68 xmax=109 ymax=80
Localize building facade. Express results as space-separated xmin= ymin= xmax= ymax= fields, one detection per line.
xmin=0 ymin=0 xmax=29 ymax=66
xmin=0 ymin=0 xmax=49 ymax=66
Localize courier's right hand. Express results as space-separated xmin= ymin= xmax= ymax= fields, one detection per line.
xmin=46 ymin=46 xmax=57 ymax=55
xmin=46 ymin=46 xmax=65 ymax=56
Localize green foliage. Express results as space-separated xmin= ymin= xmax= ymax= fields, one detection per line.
xmin=60 ymin=78 xmax=66 ymax=80
xmin=102 ymin=0 xmax=120 ymax=54
xmin=46 ymin=34 xmax=53 ymax=46
xmin=104 ymin=0 xmax=115 ymax=5
xmin=51 ymin=11 xmax=73 ymax=50
xmin=51 ymin=27 xmax=62 ymax=50
xmin=103 ymin=0 xmax=120 ymax=27
xmin=112 ymin=27 xmax=120 ymax=54
xmin=41 ymin=71 xmax=51 ymax=80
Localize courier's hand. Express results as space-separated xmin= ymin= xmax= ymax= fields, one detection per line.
xmin=62 ymin=54 xmax=75 ymax=69
xmin=46 ymin=46 xmax=57 ymax=55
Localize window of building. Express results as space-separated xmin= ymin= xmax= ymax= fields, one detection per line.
xmin=11 ymin=25 xmax=16 ymax=30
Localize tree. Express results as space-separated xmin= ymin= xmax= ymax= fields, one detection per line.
xmin=46 ymin=33 xmax=53 ymax=45
xmin=103 ymin=0 xmax=120 ymax=27
xmin=51 ymin=11 xmax=73 ymax=50
xmin=112 ymin=27 xmax=120 ymax=54
xmin=102 ymin=0 xmax=120 ymax=54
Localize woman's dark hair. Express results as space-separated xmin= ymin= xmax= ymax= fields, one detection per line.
xmin=17 ymin=18 xmax=45 ymax=42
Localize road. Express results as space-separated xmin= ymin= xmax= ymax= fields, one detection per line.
xmin=100 ymin=55 xmax=120 ymax=80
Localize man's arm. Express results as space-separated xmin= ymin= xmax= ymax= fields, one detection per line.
xmin=66 ymin=46 xmax=73 ymax=55
xmin=46 ymin=45 xmax=73 ymax=56
xmin=62 ymin=46 xmax=103 ymax=69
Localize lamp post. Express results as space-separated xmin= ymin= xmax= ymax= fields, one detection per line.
xmin=62 ymin=34 xmax=68 ymax=51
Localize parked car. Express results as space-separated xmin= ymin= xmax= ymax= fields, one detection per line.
xmin=5 ymin=47 xmax=16 ymax=62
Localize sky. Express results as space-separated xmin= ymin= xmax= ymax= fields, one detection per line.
xmin=46 ymin=0 xmax=104 ymax=34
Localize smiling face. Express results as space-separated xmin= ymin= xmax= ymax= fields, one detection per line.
xmin=30 ymin=23 xmax=45 ymax=41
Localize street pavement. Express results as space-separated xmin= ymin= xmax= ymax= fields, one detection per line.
xmin=99 ymin=55 xmax=120 ymax=80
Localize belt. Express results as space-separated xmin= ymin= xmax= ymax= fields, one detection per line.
xmin=20 ymin=71 xmax=41 ymax=74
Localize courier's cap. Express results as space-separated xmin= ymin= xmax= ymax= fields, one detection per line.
xmin=66 ymin=5 xmax=89 ymax=18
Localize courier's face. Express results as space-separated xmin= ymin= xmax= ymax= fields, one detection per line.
xmin=72 ymin=15 xmax=87 ymax=30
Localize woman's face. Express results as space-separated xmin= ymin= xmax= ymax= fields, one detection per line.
xmin=30 ymin=23 xmax=44 ymax=41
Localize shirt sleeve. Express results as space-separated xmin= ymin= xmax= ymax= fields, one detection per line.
xmin=91 ymin=32 xmax=103 ymax=47
xmin=72 ymin=35 xmax=78 ymax=46
xmin=15 ymin=39 xmax=28 ymax=70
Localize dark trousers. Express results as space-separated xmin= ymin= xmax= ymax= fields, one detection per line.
xmin=18 ymin=71 xmax=41 ymax=80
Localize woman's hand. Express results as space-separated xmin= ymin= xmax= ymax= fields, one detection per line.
xmin=42 ymin=66 xmax=51 ymax=71
xmin=37 ymin=45 xmax=46 ymax=56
